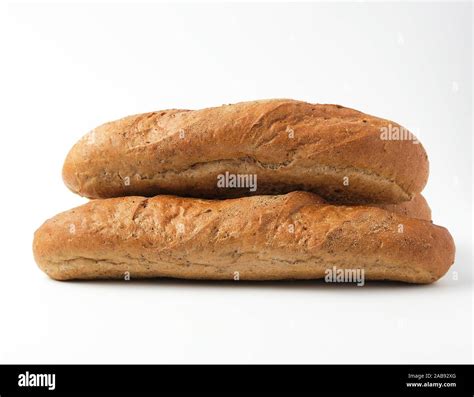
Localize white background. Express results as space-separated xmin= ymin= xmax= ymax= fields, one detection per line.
xmin=0 ymin=1 xmax=472 ymax=364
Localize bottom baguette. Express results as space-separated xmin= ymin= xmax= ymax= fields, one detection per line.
xmin=33 ymin=192 xmax=454 ymax=283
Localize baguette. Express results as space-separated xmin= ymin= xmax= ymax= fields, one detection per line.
xmin=33 ymin=192 xmax=453 ymax=283
xmin=63 ymin=99 xmax=429 ymax=204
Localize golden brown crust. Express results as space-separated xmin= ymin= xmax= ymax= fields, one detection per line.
xmin=373 ymin=194 xmax=431 ymax=221
xmin=63 ymin=99 xmax=429 ymax=203
xmin=33 ymin=192 xmax=453 ymax=283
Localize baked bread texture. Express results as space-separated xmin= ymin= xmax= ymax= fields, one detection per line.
xmin=33 ymin=192 xmax=453 ymax=283
xmin=375 ymin=194 xmax=431 ymax=221
xmin=63 ymin=99 xmax=429 ymax=204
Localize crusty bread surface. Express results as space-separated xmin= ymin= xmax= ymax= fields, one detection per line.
xmin=375 ymin=193 xmax=431 ymax=221
xmin=33 ymin=192 xmax=453 ymax=283
xmin=63 ymin=99 xmax=429 ymax=204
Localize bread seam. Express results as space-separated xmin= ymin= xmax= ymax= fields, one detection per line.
xmin=79 ymin=159 xmax=411 ymax=201
xmin=45 ymin=255 xmax=440 ymax=283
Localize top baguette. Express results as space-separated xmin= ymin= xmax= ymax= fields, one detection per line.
xmin=63 ymin=99 xmax=429 ymax=203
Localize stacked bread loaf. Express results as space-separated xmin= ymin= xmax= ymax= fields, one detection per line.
xmin=33 ymin=99 xmax=455 ymax=283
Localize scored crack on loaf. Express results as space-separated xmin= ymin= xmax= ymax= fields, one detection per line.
xmin=33 ymin=192 xmax=453 ymax=283
xmin=63 ymin=99 xmax=429 ymax=204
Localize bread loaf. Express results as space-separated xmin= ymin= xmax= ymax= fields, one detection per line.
xmin=33 ymin=192 xmax=453 ymax=283
xmin=63 ymin=99 xmax=429 ymax=204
